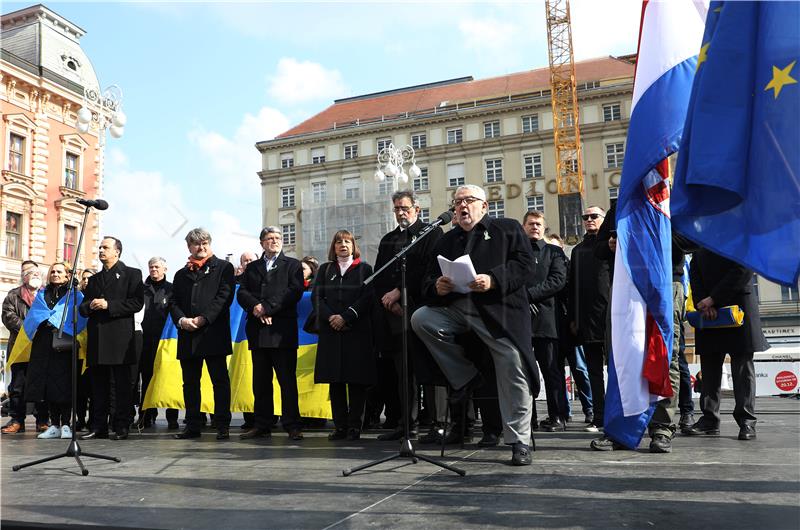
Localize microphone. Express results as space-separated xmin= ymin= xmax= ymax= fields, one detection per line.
xmin=76 ymin=198 xmax=109 ymax=210
xmin=434 ymin=209 xmax=454 ymax=226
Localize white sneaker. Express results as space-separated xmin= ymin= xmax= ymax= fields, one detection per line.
xmin=37 ymin=425 xmax=61 ymax=439
xmin=584 ymin=422 xmax=600 ymax=433
xmin=61 ymin=425 xmax=72 ymax=439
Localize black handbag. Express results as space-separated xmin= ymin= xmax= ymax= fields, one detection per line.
xmin=302 ymin=310 xmax=319 ymax=335
xmin=51 ymin=329 xmax=73 ymax=352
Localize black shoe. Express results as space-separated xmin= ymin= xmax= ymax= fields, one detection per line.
xmin=443 ymin=428 xmax=472 ymax=445
xmin=678 ymin=412 xmax=695 ymax=431
xmin=477 ymin=432 xmax=500 ymax=447
xmin=174 ymin=429 xmax=202 ymax=440
xmin=328 ymin=428 xmax=347 ymax=441
xmin=110 ymin=429 xmax=129 ymax=441
xmin=649 ymin=433 xmax=672 ymax=453
xmin=216 ymin=428 xmax=230 ymax=440
xmin=240 ymin=422 xmax=254 ymax=430
xmin=418 ymin=427 xmax=444 ymax=444
xmin=74 ymin=421 xmax=87 ymax=432
xmin=448 ymin=373 xmax=484 ymax=404
xmin=511 ymin=442 xmax=532 ymax=466
xmin=80 ymin=430 xmax=109 ymax=440
xmin=167 ymin=420 xmax=180 ymax=430
xmin=590 ymin=435 xmax=625 ymax=451
xmin=684 ymin=420 xmax=720 ymax=436
xmin=377 ymin=428 xmax=405 ymax=441
xmin=738 ymin=424 xmax=756 ymax=440
xmin=288 ymin=429 xmax=304 ymax=441
xmin=346 ymin=428 xmax=361 ymax=441
xmin=240 ymin=428 xmax=271 ymax=440
xmin=540 ymin=418 xmax=566 ymax=432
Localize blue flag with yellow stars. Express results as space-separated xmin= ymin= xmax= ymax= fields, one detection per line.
xmin=671 ymin=1 xmax=800 ymax=286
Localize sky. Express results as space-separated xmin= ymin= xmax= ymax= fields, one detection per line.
xmin=4 ymin=0 xmax=640 ymax=275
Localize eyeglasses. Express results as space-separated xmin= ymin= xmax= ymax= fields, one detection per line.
xmin=582 ymin=213 xmax=603 ymax=221
xmin=451 ymin=196 xmax=483 ymax=207
xmin=393 ymin=206 xmax=415 ymax=213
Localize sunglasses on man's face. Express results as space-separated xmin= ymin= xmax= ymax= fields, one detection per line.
xmin=582 ymin=213 xmax=603 ymax=221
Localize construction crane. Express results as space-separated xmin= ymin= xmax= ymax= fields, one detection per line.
xmin=545 ymin=0 xmax=583 ymax=195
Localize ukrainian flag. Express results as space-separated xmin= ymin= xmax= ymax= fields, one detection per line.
xmin=229 ymin=285 xmax=253 ymax=412
xmin=291 ymin=290 xmax=331 ymax=419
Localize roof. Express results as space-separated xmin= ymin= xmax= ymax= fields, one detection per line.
xmin=276 ymin=56 xmax=634 ymax=140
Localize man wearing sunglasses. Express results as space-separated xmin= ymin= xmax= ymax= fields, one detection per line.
xmin=411 ymin=185 xmax=538 ymax=466
xmin=568 ymin=206 xmax=611 ymax=433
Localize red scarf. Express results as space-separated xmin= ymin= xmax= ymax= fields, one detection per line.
xmin=187 ymin=254 xmax=213 ymax=272
xmin=20 ymin=286 xmax=37 ymax=307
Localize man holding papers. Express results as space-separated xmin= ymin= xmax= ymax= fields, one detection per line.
xmin=411 ymin=185 xmax=537 ymax=466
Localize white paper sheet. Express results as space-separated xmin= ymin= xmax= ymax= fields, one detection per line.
xmin=437 ymin=254 xmax=478 ymax=294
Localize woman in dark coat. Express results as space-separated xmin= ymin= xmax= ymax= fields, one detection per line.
xmin=301 ymin=255 xmax=319 ymax=292
xmin=311 ymin=230 xmax=376 ymax=440
xmin=26 ymin=262 xmax=74 ymax=439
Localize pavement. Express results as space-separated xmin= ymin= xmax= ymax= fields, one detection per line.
xmin=1 ymin=396 xmax=799 ymax=530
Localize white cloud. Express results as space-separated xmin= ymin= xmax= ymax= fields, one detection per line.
xmin=459 ymin=18 xmax=518 ymax=53
xmin=571 ymin=0 xmax=640 ymax=60
xmin=267 ymin=58 xmax=348 ymax=105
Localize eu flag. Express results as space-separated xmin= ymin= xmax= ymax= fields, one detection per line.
xmin=671 ymin=1 xmax=800 ymax=286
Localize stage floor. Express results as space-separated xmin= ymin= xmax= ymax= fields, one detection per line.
xmin=2 ymin=396 xmax=799 ymax=530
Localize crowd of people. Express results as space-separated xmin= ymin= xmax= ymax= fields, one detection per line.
xmin=1 ymin=184 xmax=768 ymax=467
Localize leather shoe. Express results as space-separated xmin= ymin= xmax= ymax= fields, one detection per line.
xmin=418 ymin=427 xmax=444 ymax=444
xmin=443 ymin=428 xmax=472 ymax=445
xmin=511 ymin=442 xmax=532 ymax=466
xmin=110 ymin=429 xmax=128 ymax=441
xmin=540 ymin=418 xmax=566 ymax=432
xmin=738 ymin=424 xmax=756 ymax=440
xmin=81 ymin=430 xmax=109 ymax=440
xmin=377 ymin=427 xmax=418 ymax=441
xmin=1 ymin=421 xmax=25 ymax=434
xmin=684 ymin=420 xmax=720 ymax=436
xmin=240 ymin=428 xmax=271 ymax=440
xmin=174 ymin=429 xmax=201 ymax=440
xmin=346 ymin=428 xmax=361 ymax=441
xmin=288 ymin=429 xmax=304 ymax=441
xmin=448 ymin=373 xmax=484 ymax=404
xmin=216 ymin=428 xmax=230 ymax=440
xmin=167 ymin=421 xmax=180 ymax=430
xmin=328 ymin=428 xmax=347 ymax=441
xmin=477 ymin=432 xmax=500 ymax=447
xmin=649 ymin=433 xmax=672 ymax=453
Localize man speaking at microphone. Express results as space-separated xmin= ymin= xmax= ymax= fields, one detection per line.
xmin=411 ymin=184 xmax=536 ymax=466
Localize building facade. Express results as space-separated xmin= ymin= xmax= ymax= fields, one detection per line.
xmin=1 ymin=4 xmax=107 ymax=352
xmin=257 ymin=55 xmax=798 ymax=344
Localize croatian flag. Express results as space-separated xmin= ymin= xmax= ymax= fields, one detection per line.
xmin=604 ymin=0 xmax=707 ymax=449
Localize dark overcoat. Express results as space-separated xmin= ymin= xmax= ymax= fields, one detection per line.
xmin=2 ymin=286 xmax=32 ymax=355
xmin=141 ymin=277 xmax=172 ymax=357
xmin=527 ymin=239 xmax=568 ymax=339
xmin=25 ymin=283 xmax=72 ymax=404
xmin=420 ymin=215 xmax=536 ymax=376
xmin=237 ymin=252 xmax=304 ymax=350
xmin=170 ymin=255 xmax=235 ymax=360
xmin=568 ymin=233 xmax=611 ymax=344
xmin=689 ymin=249 xmax=769 ymax=355
xmin=312 ymin=260 xmax=377 ymax=385
xmin=79 ymin=261 xmax=144 ymax=366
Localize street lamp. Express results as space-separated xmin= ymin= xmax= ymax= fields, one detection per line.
xmin=373 ymin=143 xmax=422 ymax=187
xmin=75 ymin=84 xmax=126 ymax=145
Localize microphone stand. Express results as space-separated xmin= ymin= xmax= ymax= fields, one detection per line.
xmin=13 ymin=204 xmax=120 ymax=475
xmin=342 ymin=214 xmax=465 ymax=477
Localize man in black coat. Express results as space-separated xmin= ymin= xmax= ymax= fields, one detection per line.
xmin=237 ymin=226 xmax=305 ymax=441
xmin=373 ymin=190 xmax=444 ymax=442
xmin=567 ymin=206 xmax=610 ymax=432
xmin=170 ymin=228 xmax=235 ymax=440
xmin=79 ymin=237 xmax=144 ymax=440
xmin=523 ymin=211 xmax=568 ymax=431
xmin=411 ymin=185 xmax=538 ymax=466
xmin=685 ymin=248 xmax=769 ymax=441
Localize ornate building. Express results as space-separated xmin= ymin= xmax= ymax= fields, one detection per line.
xmin=1 ymin=5 xmax=107 ymax=352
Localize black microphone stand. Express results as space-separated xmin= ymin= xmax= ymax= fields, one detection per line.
xmin=13 ymin=204 xmax=120 ymax=475
xmin=342 ymin=214 xmax=465 ymax=477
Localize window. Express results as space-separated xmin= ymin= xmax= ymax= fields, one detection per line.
xmin=603 ymin=103 xmax=622 ymax=122
xmin=447 ymin=128 xmax=463 ymax=144
xmin=781 ymin=284 xmax=799 ymax=302
xmin=281 ymin=223 xmax=296 ymax=245
xmin=523 ymin=153 xmax=543 ymax=179
xmin=377 ymin=138 xmax=392 ymax=152
xmin=527 ymin=194 xmax=545 ymax=213
xmin=343 ymin=143 xmax=358 ymax=159
xmin=343 ymin=178 xmax=360 ymax=200
xmin=419 ymin=208 xmax=430 ymax=223
xmin=378 ymin=175 xmax=394 ymax=196
xmin=411 ymin=133 xmax=427 ymax=149
xmin=344 ymin=214 xmax=362 ymax=238
xmin=313 ymin=221 xmax=327 ymax=244
xmin=447 ymin=163 xmax=465 ymax=188
xmin=559 ymin=113 xmax=575 ymax=128
xmin=413 ymin=167 xmax=429 ymax=192
xmin=8 ymin=133 xmax=24 ymax=173
xmin=521 ymin=115 xmax=539 ymax=133
xmin=485 ymin=158 xmax=503 ymax=183
xmin=484 ymin=120 xmax=500 ymax=139
xmin=606 ymin=143 xmax=625 ymax=168
xmin=280 ymin=186 xmax=295 ymax=208
xmin=63 ymin=224 xmax=77 ymax=263
xmin=609 ymin=187 xmax=619 ymax=209
xmin=487 ymin=200 xmax=505 ymax=219
xmin=280 ymin=152 xmax=294 ymax=169
xmin=565 ymin=158 xmax=578 ymax=173
xmin=312 ymin=182 xmax=327 ymax=204
xmin=5 ymin=211 xmax=22 ymax=258
xmin=311 ymin=147 xmax=326 ymax=164
xmin=65 ymin=152 xmax=79 ymax=189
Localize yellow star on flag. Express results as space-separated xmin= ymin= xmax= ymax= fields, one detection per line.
xmin=697 ymin=43 xmax=710 ymax=70
xmin=764 ymin=60 xmax=797 ymax=99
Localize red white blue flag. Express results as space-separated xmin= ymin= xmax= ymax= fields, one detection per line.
xmin=605 ymin=0 xmax=708 ymax=449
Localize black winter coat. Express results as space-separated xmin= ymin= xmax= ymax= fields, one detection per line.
xmin=170 ymin=255 xmax=235 ymax=360
xmin=526 ymin=239 xmax=568 ymax=339
xmin=25 ymin=283 xmax=72 ymax=404
xmin=568 ymin=233 xmax=611 ymax=344
xmin=142 ymin=277 xmax=172 ymax=357
xmin=79 ymin=261 xmax=144 ymax=366
xmin=2 ymin=286 xmax=32 ymax=356
xmin=237 ymin=253 xmax=304 ymax=350
xmin=312 ymin=260 xmax=377 ymax=385
xmin=690 ymin=249 xmax=769 ymax=355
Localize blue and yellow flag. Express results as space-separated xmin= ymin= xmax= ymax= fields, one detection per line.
xmin=229 ymin=285 xmax=253 ymax=412
xmin=672 ymin=1 xmax=800 ymax=286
